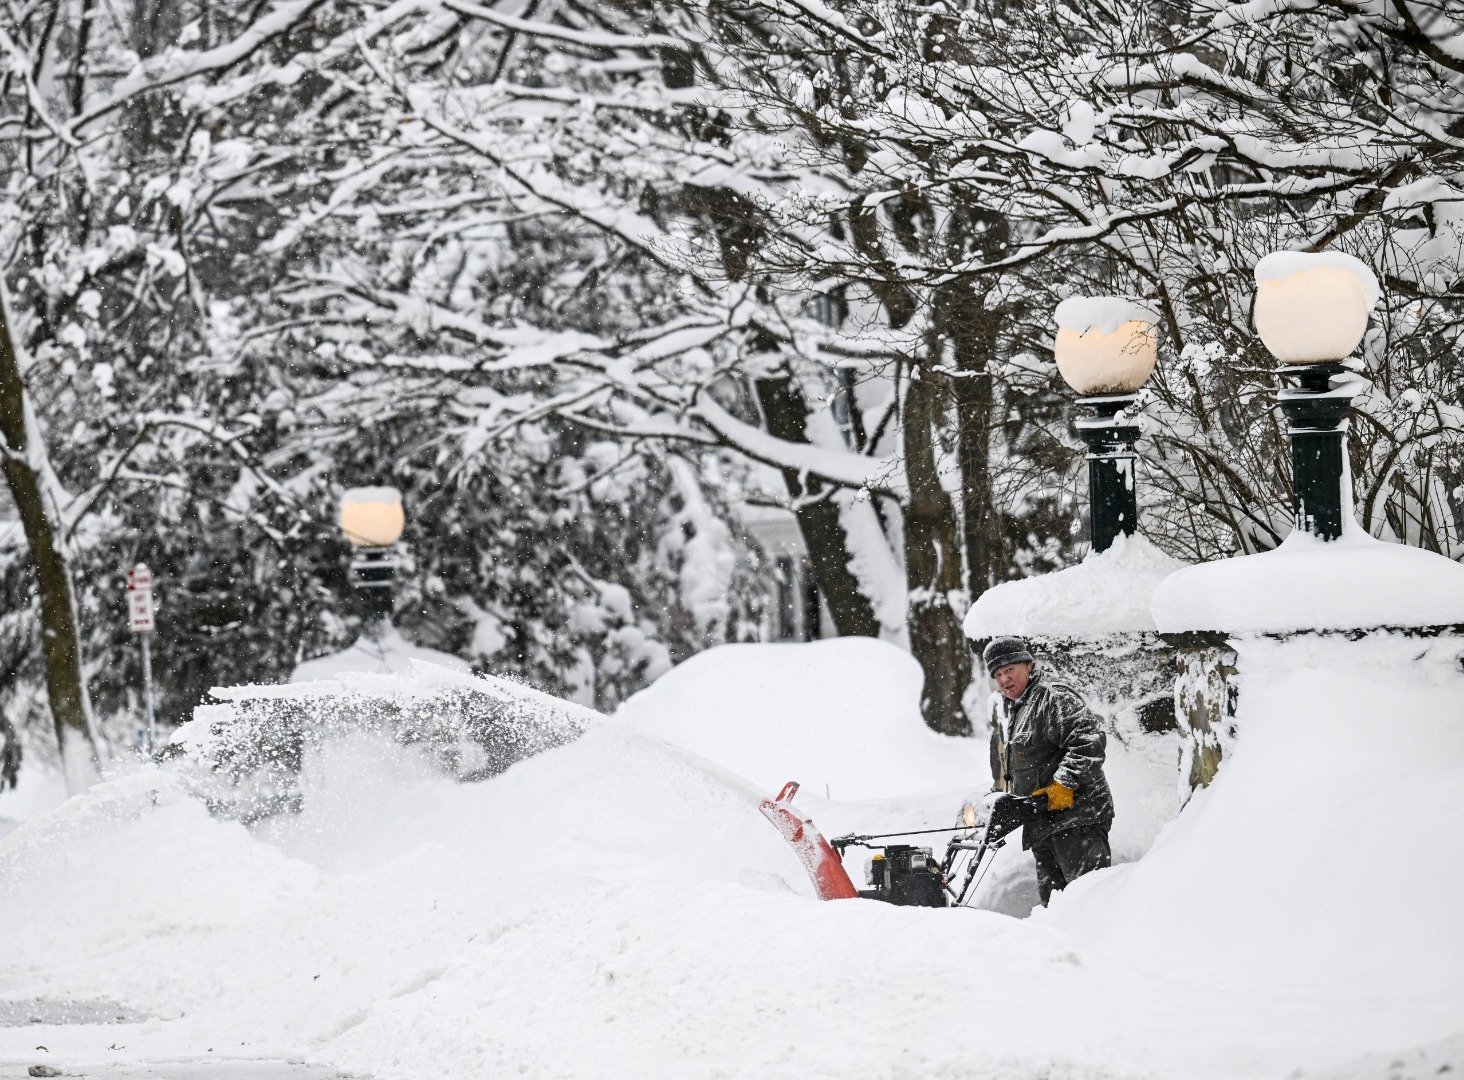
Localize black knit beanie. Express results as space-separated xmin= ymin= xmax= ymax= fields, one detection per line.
xmin=982 ymin=635 xmax=1034 ymax=677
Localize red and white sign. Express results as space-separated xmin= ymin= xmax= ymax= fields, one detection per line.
xmin=127 ymin=563 xmax=155 ymax=633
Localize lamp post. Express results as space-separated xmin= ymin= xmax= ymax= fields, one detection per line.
xmin=1253 ymin=252 xmax=1379 ymax=542
xmin=339 ymin=486 xmax=405 ymax=632
xmin=1054 ymin=297 xmax=1161 ymax=554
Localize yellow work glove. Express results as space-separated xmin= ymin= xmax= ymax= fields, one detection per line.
xmin=1032 ymin=781 xmax=1075 ymax=811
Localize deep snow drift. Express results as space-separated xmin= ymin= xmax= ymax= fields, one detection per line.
xmin=615 ymin=637 xmax=980 ymax=799
xmin=1 ymin=637 xmax=1460 ymax=1079
xmin=1043 ymin=636 xmax=1464 ymax=1019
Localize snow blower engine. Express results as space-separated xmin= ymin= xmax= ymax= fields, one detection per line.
xmin=847 ymin=843 xmax=945 ymax=907
xmin=758 ymin=782 xmax=1046 ymax=908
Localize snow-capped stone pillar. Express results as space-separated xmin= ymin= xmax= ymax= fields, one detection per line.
xmin=1153 ymin=537 xmax=1464 ymax=795
xmin=1253 ymin=251 xmax=1380 ymax=542
xmin=1054 ymin=296 xmax=1160 ymax=554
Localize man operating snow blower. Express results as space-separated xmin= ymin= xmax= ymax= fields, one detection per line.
xmin=982 ymin=636 xmax=1114 ymax=905
xmin=757 ymin=636 xmax=1115 ymax=910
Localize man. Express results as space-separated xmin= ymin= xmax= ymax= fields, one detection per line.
xmin=982 ymin=635 xmax=1114 ymax=905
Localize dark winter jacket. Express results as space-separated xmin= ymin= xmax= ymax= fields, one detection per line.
xmin=989 ymin=666 xmax=1114 ymax=848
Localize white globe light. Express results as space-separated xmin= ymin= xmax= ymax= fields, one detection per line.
xmin=1053 ymin=296 xmax=1160 ymax=394
xmin=1253 ymin=251 xmax=1380 ymax=364
xmin=339 ymin=487 xmax=405 ymax=547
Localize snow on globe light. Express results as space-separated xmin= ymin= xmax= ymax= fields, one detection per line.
xmin=339 ymin=486 xmax=405 ymax=548
xmin=1253 ymin=250 xmax=1380 ymax=364
xmin=1053 ymin=296 xmax=1160 ymax=395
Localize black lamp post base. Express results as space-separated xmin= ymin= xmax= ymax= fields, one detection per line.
xmin=350 ymin=547 xmax=398 ymax=625
xmin=1076 ymin=393 xmax=1142 ymax=554
xmin=1277 ymin=363 xmax=1356 ymax=542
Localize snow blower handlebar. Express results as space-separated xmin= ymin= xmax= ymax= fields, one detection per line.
xmin=833 ymin=794 xmax=1047 ymax=853
xmin=942 ymin=794 xmax=1048 ymax=906
xmin=830 ymin=825 xmax=975 ymax=853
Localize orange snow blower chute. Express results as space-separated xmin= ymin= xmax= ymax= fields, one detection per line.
xmin=757 ymin=781 xmax=859 ymax=900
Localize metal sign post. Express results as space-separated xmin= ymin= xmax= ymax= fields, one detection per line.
xmin=126 ymin=564 xmax=156 ymax=754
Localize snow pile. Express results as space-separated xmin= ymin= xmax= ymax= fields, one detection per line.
xmin=1042 ymin=634 xmax=1464 ymax=1061
xmin=290 ymin=626 xmax=469 ymax=683
xmin=964 ymin=533 xmax=1187 ymax=639
xmin=1152 ymin=528 xmax=1464 ymax=633
xmin=0 ymin=704 xmax=813 ymax=1072
xmin=615 ymin=638 xmax=983 ymax=799
xmin=0 ymin=723 xmax=1264 ymax=1079
xmin=619 ymin=639 xmax=1178 ymax=917
xmin=1 ymin=639 xmax=1459 ymax=1078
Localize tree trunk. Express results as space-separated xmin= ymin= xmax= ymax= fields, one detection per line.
xmin=754 ymin=375 xmax=882 ymax=637
xmin=0 ymin=288 xmax=104 ymax=790
xmin=937 ymin=283 xmax=1006 ymax=598
xmin=900 ymin=364 xmax=972 ymax=735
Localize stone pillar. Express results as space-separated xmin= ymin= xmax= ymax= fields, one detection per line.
xmin=1171 ymin=641 xmax=1238 ymax=797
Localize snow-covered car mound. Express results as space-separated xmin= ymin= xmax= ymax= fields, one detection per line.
xmin=166 ymin=663 xmax=591 ymax=822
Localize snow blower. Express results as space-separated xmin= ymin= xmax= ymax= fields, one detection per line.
xmin=758 ymin=782 xmax=1046 ymax=908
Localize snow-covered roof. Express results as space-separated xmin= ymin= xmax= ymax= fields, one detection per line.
xmin=963 ymin=534 xmax=1188 ymax=640
xmin=1151 ymin=528 xmax=1464 ymax=634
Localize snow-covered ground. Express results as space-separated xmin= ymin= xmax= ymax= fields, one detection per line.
xmin=0 ymin=636 xmax=1460 ymax=1079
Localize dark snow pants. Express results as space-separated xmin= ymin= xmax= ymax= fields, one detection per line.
xmin=1031 ymin=824 xmax=1111 ymax=906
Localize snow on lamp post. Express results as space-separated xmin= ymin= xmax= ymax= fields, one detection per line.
xmin=339 ymin=486 xmax=405 ymax=631
xmin=1054 ymin=297 xmax=1160 ymax=554
xmin=1253 ymin=251 xmax=1379 ymax=542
